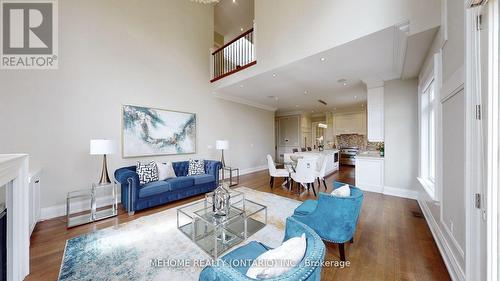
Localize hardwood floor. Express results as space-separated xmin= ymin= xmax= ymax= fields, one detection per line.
xmin=27 ymin=166 xmax=450 ymax=281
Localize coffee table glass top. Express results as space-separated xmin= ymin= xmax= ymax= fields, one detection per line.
xmin=177 ymin=191 xmax=267 ymax=259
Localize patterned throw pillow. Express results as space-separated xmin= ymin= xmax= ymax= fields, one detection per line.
xmin=136 ymin=161 xmax=159 ymax=185
xmin=188 ymin=159 xmax=205 ymax=175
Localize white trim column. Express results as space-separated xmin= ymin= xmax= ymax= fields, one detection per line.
xmin=0 ymin=155 xmax=30 ymax=281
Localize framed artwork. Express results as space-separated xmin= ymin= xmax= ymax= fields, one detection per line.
xmin=122 ymin=105 xmax=196 ymax=158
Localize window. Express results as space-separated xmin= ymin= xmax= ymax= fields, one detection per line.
xmin=419 ymin=78 xmax=437 ymax=197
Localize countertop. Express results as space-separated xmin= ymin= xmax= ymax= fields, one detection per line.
xmin=293 ymin=149 xmax=339 ymax=155
xmin=355 ymin=151 xmax=384 ymax=160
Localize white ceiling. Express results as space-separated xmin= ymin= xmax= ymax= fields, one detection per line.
xmin=214 ymin=25 xmax=438 ymax=114
xmin=214 ymin=0 xmax=254 ymax=40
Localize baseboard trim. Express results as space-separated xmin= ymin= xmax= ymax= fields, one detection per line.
xmin=41 ymin=165 xmax=269 ymax=221
xmin=238 ymin=165 xmax=268 ymax=176
xmin=383 ymin=186 xmax=419 ymax=200
xmin=418 ymin=199 xmax=466 ymax=281
xmin=40 ymin=195 xmax=120 ymax=221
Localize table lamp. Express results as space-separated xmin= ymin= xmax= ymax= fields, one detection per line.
xmin=216 ymin=140 xmax=229 ymax=167
xmin=90 ymin=139 xmax=116 ymax=185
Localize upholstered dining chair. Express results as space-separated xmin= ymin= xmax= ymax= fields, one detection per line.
xmin=292 ymin=181 xmax=364 ymax=261
xmin=307 ymin=147 xmax=312 ymax=151
xmin=267 ymin=154 xmax=289 ymax=189
xmin=290 ymin=158 xmax=317 ymax=196
xmin=315 ymin=155 xmax=328 ymax=191
xmin=301 ymin=147 xmax=307 ymax=152
xmin=292 ymin=148 xmax=299 ymax=153
xmin=199 ymin=217 xmax=326 ymax=281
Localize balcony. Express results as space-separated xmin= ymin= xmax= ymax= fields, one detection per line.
xmin=210 ymin=28 xmax=256 ymax=82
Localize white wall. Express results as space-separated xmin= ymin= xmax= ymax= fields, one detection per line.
xmin=214 ymin=0 xmax=441 ymax=89
xmin=0 ymin=0 xmax=274 ymax=209
xmin=384 ymin=79 xmax=419 ymax=192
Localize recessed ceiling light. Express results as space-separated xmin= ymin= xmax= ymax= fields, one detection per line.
xmin=338 ymin=78 xmax=348 ymax=86
xmin=240 ymin=27 xmax=244 ymax=32
xmin=320 ymin=57 xmax=326 ymax=62
xmin=354 ymin=95 xmax=358 ymax=99
xmin=304 ymin=90 xmax=308 ymax=95
xmin=272 ymin=73 xmax=277 ymax=78
xmin=233 ymin=0 xmax=236 ymax=3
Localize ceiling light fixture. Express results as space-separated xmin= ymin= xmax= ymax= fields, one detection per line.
xmin=272 ymin=73 xmax=277 ymax=78
xmin=354 ymin=95 xmax=358 ymax=99
xmin=304 ymin=90 xmax=308 ymax=95
xmin=337 ymin=78 xmax=348 ymax=86
xmin=320 ymin=57 xmax=326 ymax=62
xmin=240 ymin=27 xmax=244 ymax=31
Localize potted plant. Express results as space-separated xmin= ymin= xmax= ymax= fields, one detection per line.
xmin=378 ymin=142 xmax=385 ymax=157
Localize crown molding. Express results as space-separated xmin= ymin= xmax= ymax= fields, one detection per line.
xmin=213 ymin=93 xmax=277 ymax=112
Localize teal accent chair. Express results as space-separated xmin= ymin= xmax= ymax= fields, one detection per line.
xmin=292 ymin=181 xmax=364 ymax=261
xmin=199 ymin=217 xmax=325 ymax=281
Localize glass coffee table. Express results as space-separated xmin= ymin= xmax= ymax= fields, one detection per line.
xmin=177 ymin=191 xmax=267 ymax=259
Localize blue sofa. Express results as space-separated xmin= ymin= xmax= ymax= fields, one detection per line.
xmin=114 ymin=160 xmax=221 ymax=214
xmin=199 ymin=217 xmax=326 ymax=281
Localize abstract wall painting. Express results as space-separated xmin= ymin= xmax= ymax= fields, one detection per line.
xmin=122 ymin=105 xmax=196 ymax=157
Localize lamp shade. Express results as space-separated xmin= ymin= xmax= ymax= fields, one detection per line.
xmin=90 ymin=139 xmax=116 ymax=155
xmin=216 ymin=140 xmax=229 ymax=150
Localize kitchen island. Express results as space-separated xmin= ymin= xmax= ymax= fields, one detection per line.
xmin=283 ymin=150 xmax=339 ymax=175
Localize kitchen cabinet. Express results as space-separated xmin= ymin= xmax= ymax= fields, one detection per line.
xmin=367 ymin=86 xmax=384 ymax=141
xmin=334 ymin=112 xmax=366 ymax=135
xmin=355 ymin=155 xmax=384 ymax=193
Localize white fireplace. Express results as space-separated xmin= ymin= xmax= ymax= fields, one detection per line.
xmin=0 ymin=155 xmax=30 ymax=281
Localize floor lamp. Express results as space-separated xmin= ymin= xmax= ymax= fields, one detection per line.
xmin=216 ymin=140 xmax=229 ymax=181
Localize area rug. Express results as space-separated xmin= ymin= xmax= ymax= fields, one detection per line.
xmin=58 ymin=187 xmax=301 ymax=281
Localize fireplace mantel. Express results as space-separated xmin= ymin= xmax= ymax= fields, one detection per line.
xmin=0 ymin=154 xmax=30 ymax=281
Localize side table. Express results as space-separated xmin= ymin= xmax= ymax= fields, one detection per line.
xmin=222 ymin=166 xmax=239 ymax=187
xmin=66 ymin=182 xmax=118 ymax=228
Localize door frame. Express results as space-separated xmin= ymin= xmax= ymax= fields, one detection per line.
xmin=486 ymin=1 xmax=499 ymax=280
xmin=465 ymin=1 xmax=499 ymax=280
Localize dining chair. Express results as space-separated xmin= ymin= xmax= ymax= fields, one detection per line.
xmin=292 ymin=148 xmax=299 ymax=153
xmin=315 ymin=155 xmax=328 ymax=191
xmin=266 ymin=154 xmax=289 ymax=189
xmin=307 ymin=147 xmax=312 ymax=151
xmin=290 ymin=158 xmax=317 ymax=196
xmin=301 ymin=147 xmax=307 ymax=152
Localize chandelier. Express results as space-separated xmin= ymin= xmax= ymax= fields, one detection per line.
xmin=190 ymin=0 xmax=220 ymax=3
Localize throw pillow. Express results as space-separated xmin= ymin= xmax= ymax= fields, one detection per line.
xmin=188 ymin=159 xmax=205 ymax=175
xmin=246 ymin=233 xmax=307 ymax=279
xmin=136 ymin=161 xmax=159 ymax=185
xmin=156 ymin=161 xmax=177 ymax=181
xmin=331 ymin=184 xmax=351 ymax=197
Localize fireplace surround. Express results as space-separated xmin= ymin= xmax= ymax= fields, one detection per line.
xmin=0 ymin=155 xmax=30 ymax=281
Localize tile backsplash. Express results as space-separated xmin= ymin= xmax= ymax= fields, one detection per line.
xmin=336 ymin=134 xmax=383 ymax=151
xmin=336 ymin=134 xmax=366 ymax=149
